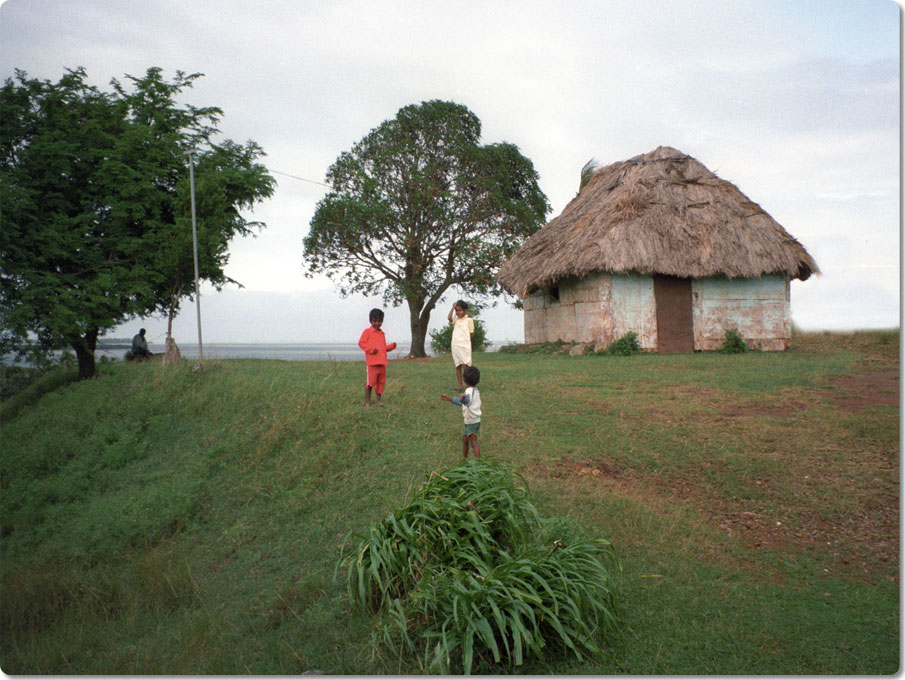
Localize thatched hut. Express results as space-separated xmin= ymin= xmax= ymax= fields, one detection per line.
xmin=498 ymin=146 xmax=818 ymax=352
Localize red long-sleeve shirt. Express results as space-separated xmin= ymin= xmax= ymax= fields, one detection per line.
xmin=358 ymin=327 xmax=397 ymax=366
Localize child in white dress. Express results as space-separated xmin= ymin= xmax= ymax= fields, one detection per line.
xmin=447 ymin=300 xmax=474 ymax=391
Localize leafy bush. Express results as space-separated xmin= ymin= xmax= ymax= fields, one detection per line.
xmin=343 ymin=459 xmax=538 ymax=610
xmin=339 ymin=459 xmax=621 ymax=674
xmin=720 ymin=329 xmax=750 ymax=354
xmin=429 ymin=308 xmax=487 ymax=354
xmin=601 ymin=331 xmax=641 ymax=356
xmin=403 ymin=539 xmax=621 ymax=672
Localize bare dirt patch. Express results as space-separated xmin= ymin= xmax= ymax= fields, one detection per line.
xmin=718 ymin=403 xmax=807 ymax=419
xmin=533 ymin=458 xmax=624 ymax=480
xmin=823 ymin=370 xmax=899 ymax=412
xmin=704 ymin=489 xmax=898 ymax=583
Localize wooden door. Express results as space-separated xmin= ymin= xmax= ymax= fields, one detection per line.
xmin=654 ymin=275 xmax=694 ymax=353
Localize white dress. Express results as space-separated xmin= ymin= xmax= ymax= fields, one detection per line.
xmin=451 ymin=316 xmax=474 ymax=366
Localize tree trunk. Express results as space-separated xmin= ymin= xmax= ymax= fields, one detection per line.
xmin=72 ymin=326 xmax=99 ymax=380
xmin=167 ymin=276 xmax=181 ymax=342
xmin=406 ymin=296 xmax=439 ymax=358
xmin=407 ymin=297 xmax=428 ymax=358
xmin=167 ymin=297 xmax=176 ymax=340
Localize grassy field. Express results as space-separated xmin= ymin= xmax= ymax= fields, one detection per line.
xmin=0 ymin=330 xmax=899 ymax=674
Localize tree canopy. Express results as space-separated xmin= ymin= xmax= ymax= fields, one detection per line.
xmin=0 ymin=67 xmax=275 ymax=378
xmin=303 ymin=100 xmax=549 ymax=357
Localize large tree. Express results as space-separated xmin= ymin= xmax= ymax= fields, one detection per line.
xmin=303 ymin=100 xmax=550 ymax=357
xmin=0 ymin=67 xmax=275 ymax=379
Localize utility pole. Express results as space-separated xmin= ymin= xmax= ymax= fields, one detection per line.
xmin=185 ymin=149 xmax=203 ymax=364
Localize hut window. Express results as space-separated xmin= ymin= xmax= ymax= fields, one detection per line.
xmin=548 ymin=286 xmax=560 ymax=303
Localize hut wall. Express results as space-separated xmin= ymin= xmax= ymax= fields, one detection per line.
xmin=524 ymin=273 xmax=791 ymax=351
xmin=691 ymin=275 xmax=791 ymax=351
xmin=523 ymin=273 xmax=657 ymax=348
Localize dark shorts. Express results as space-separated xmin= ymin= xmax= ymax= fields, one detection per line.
xmin=464 ymin=422 xmax=480 ymax=436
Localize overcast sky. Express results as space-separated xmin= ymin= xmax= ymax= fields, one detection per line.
xmin=1 ymin=0 xmax=900 ymax=345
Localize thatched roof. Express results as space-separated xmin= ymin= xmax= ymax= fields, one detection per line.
xmin=498 ymin=146 xmax=819 ymax=298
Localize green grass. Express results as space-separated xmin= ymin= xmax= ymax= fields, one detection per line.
xmin=0 ymin=331 xmax=899 ymax=674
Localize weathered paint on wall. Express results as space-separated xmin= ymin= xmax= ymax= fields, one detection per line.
xmin=692 ymin=275 xmax=790 ymax=350
xmin=609 ymin=274 xmax=657 ymax=348
xmin=523 ymin=273 xmax=657 ymax=349
xmin=523 ymin=272 xmax=791 ymax=351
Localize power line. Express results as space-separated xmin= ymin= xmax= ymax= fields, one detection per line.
xmin=268 ymin=168 xmax=331 ymax=188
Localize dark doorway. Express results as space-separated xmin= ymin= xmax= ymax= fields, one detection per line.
xmin=654 ymin=275 xmax=694 ymax=353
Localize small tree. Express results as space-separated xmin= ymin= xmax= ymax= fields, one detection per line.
xmin=0 ymin=67 xmax=275 ymax=379
xmin=303 ymin=100 xmax=549 ymax=357
xmin=719 ymin=328 xmax=750 ymax=353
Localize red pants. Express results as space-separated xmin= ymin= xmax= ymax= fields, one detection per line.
xmin=366 ymin=364 xmax=386 ymax=394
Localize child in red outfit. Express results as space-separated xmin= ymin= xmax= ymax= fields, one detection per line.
xmin=358 ymin=308 xmax=397 ymax=407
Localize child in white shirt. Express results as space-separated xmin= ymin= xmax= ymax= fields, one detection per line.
xmin=440 ymin=365 xmax=481 ymax=459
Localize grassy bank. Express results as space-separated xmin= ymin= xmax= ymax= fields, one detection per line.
xmin=0 ymin=331 xmax=899 ymax=673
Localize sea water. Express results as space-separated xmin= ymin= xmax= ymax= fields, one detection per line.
xmin=94 ymin=342 xmax=414 ymax=362
xmin=5 ymin=340 xmax=509 ymax=366
xmin=94 ymin=341 xmax=507 ymax=363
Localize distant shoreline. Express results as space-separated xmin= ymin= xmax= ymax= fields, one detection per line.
xmin=92 ymin=340 xmax=511 ymax=363
xmin=5 ymin=340 xmax=514 ymax=366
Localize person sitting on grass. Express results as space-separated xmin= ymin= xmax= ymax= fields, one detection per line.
xmin=440 ymin=365 xmax=481 ymax=459
xmin=131 ymin=328 xmax=152 ymax=360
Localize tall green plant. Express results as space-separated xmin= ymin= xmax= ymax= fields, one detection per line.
xmin=339 ymin=459 xmax=621 ymax=674
xmin=342 ymin=459 xmax=538 ymax=610
xmin=402 ymin=539 xmax=620 ymax=673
